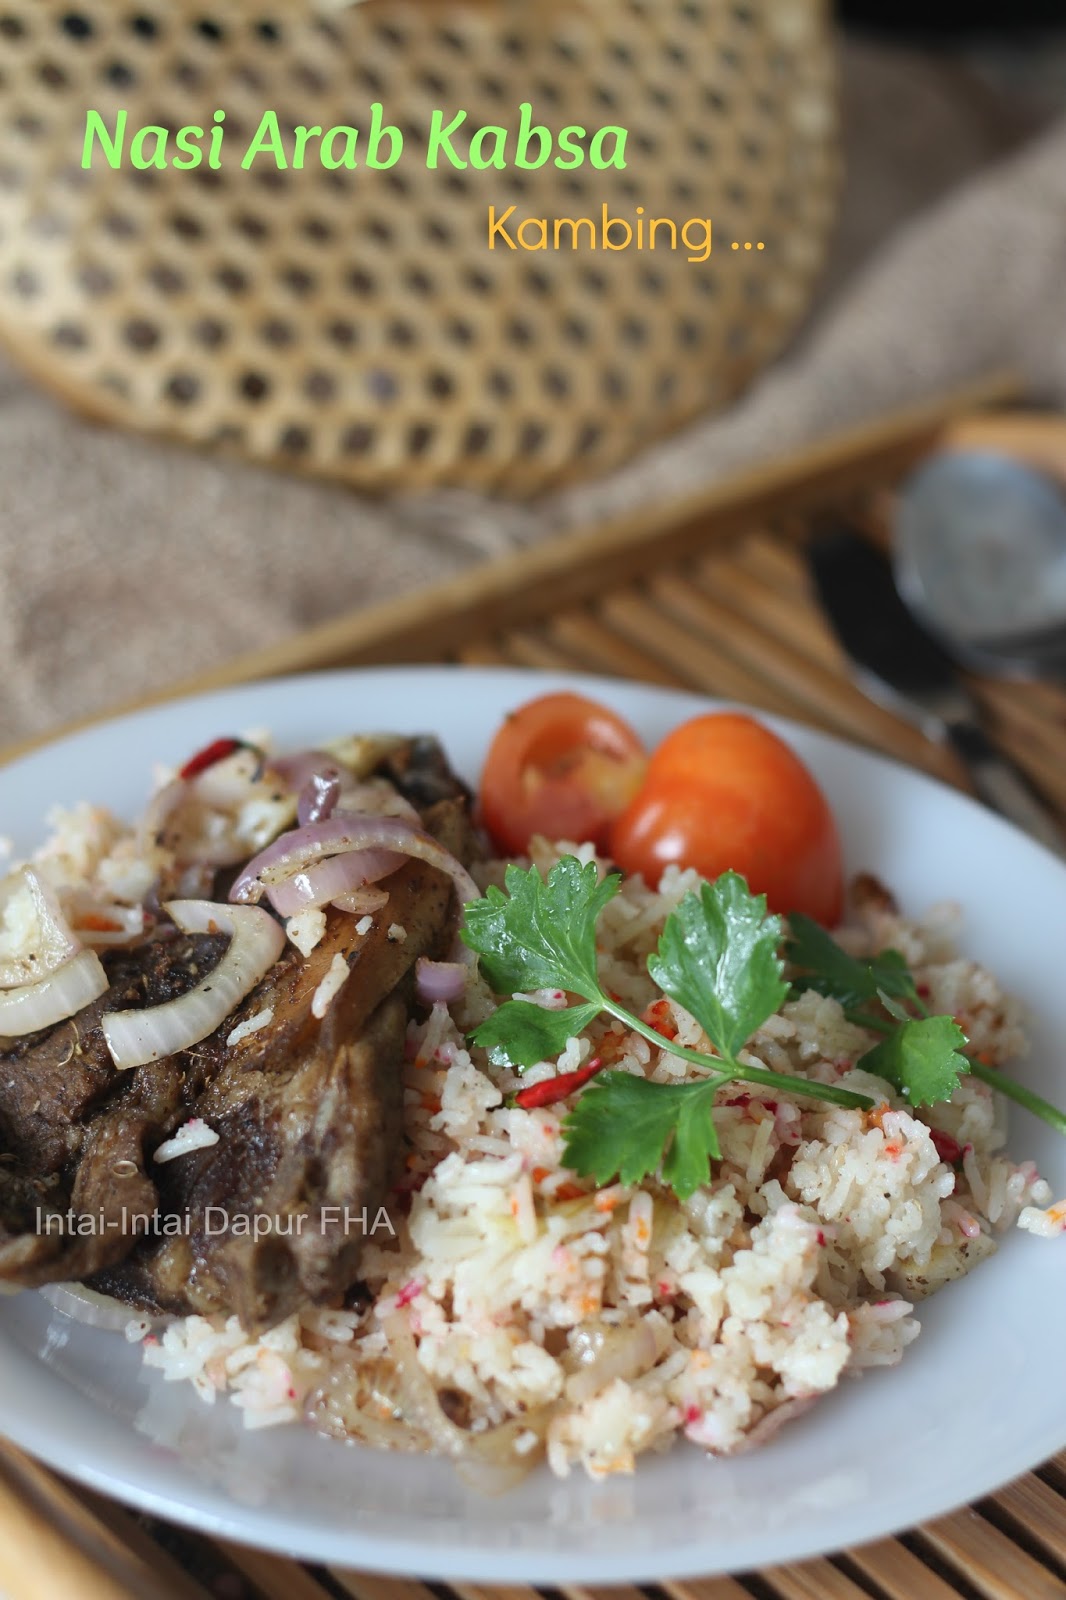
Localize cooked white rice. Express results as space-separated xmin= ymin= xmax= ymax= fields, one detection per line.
xmin=112 ymin=834 xmax=1054 ymax=1479
xmin=12 ymin=782 xmax=1059 ymax=1478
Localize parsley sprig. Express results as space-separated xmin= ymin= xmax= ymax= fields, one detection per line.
xmin=462 ymin=859 xmax=875 ymax=1200
xmin=461 ymin=863 xmax=1066 ymax=1203
xmin=788 ymin=914 xmax=1066 ymax=1135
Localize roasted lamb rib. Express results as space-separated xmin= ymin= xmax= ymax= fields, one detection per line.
xmin=0 ymin=738 xmax=474 ymax=1332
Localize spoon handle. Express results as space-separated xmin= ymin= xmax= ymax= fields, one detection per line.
xmin=947 ymin=722 xmax=1066 ymax=858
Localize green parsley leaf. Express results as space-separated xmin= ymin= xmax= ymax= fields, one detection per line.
xmin=648 ymin=871 xmax=788 ymax=1060
xmin=787 ymin=914 xmax=918 ymax=1009
xmin=661 ymin=1081 xmax=724 ymax=1199
xmin=561 ymin=1072 xmax=721 ymax=1201
xmin=473 ymin=1000 xmax=602 ymax=1072
xmin=463 ymin=856 xmax=877 ymax=1205
xmin=859 ymin=1015 xmax=969 ymax=1107
xmin=460 ymin=858 xmax=620 ymax=999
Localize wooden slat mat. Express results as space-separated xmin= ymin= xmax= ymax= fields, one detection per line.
xmin=2 ymin=380 xmax=1065 ymax=1599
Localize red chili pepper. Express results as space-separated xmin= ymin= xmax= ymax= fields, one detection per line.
xmin=179 ymin=737 xmax=246 ymax=781
xmin=78 ymin=913 xmax=124 ymax=933
xmin=642 ymin=998 xmax=678 ymax=1041
xmin=554 ymin=1182 xmax=588 ymax=1203
xmin=514 ymin=1057 xmax=605 ymax=1110
xmin=723 ymin=1092 xmax=778 ymax=1115
xmin=929 ymin=1128 xmax=963 ymax=1166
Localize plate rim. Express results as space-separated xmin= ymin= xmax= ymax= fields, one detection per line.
xmin=2 ymin=661 xmax=1065 ymax=1582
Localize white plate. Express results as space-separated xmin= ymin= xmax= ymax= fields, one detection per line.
xmin=1 ymin=666 xmax=1064 ymax=1583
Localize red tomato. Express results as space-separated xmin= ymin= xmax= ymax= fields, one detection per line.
xmin=609 ymin=712 xmax=843 ymax=925
xmin=479 ymin=693 xmax=647 ymax=855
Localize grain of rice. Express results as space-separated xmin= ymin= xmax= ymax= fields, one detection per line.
xmin=153 ymin=1119 xmax=219 ymax=1164
xmin=226 ymin=1008 xmax=274 ymax=1047
xmin=286 ymin=908 xmax=327 ymax=957
xmin=311 ymin=953 xmax=350 ymax=1019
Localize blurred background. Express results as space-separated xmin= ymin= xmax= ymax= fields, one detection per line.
xmin=1 ymin=0 xmax=1065 ymax=747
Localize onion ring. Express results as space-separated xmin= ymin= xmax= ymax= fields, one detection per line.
xmin=101 ymin=901 xmax=284 ymax=1071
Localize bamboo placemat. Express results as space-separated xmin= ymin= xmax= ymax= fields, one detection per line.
xmin=2 ymin=378 xmax=1065 ymax=1599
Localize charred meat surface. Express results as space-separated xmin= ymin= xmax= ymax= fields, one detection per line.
xmin=1 ymin=738 xmax=475 ymax=1330
xmin=376 ymin=736 xmax=474 ymax=813
xmin=93 ymin=846 xmax=455 ymax=1329
xmin=0 ymin=933 xmax=227 ymax=1284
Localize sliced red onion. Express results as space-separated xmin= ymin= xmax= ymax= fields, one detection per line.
xmin=0 ymin=868 xmax=80 ymax=989
xmin=298 ymin=767 xmax=342 ymax=828
xmin=343 ymin=780 xmax=421 ymax=826
xmin=272 ymin=749 xmax=422 ymax=825
xmin=102 ymin=901 xmax=285 ymax=1071
xmin=333 ymin=885 xmax=390 ymax=915
xmin=726 ymin=1396 xmax=817 ymax=1454
xmin=0 ymin=948 xmax=108 ymax=1037
xmin=230 ymin=813 xmax=480 ymax=919
xmin=267 ymin=850 xmax=406 ymax=919
xmin=271 ymin=749 xmax=337 ymax=794
xmin=416 ymin=959 xmax=468 ymax=1005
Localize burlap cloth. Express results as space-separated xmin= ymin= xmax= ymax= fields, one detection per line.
xmin=2 ymin=38 xmax=1064 ymax=749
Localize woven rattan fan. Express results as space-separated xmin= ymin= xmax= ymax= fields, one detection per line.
xmin=0 ymin=0 xmax=838 ymax=495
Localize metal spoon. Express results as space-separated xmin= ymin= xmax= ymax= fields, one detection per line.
xmin=893 ymin=450 xmax=1066 ymax=682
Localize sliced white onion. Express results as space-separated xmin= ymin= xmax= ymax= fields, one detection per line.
xmin=565 ymin=1318 xmax=667 ymax=1404
xmin=415 ymin=959 xmax=468 ymax=1005
xmin=101 ymin=901 xmax=285 ymax=1071
xmin=454 ymin=1422 xmax=546 ymax=1495
xmin=0 ymin=868 xmax=80 ymax=988
xmin=0 ymin=948 xmax=108 ymax=1038
xmin=378 ymin=1309 xmax=470 ymax=1459
xmin=377 ymin=1309 xmax=550 ymax=1490
xmin=266 ymin=850 xmax=406 ymax=919
xmin=138 ymin=775 xmax=186 ymax=855
xmin=40 ymin=1281 xmax=145 ymax=1332
xmin=139 ymin=751 xmax=296 ymax=872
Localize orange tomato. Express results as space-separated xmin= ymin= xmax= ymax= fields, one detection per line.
xmin=609 ymin=712 xmax=843 ymax=925
xmin=479 ymin=692 xmax=647 ymax=855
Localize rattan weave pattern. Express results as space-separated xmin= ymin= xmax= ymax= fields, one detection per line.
xmin=0 ymin=0 xmax=837 ymax=494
